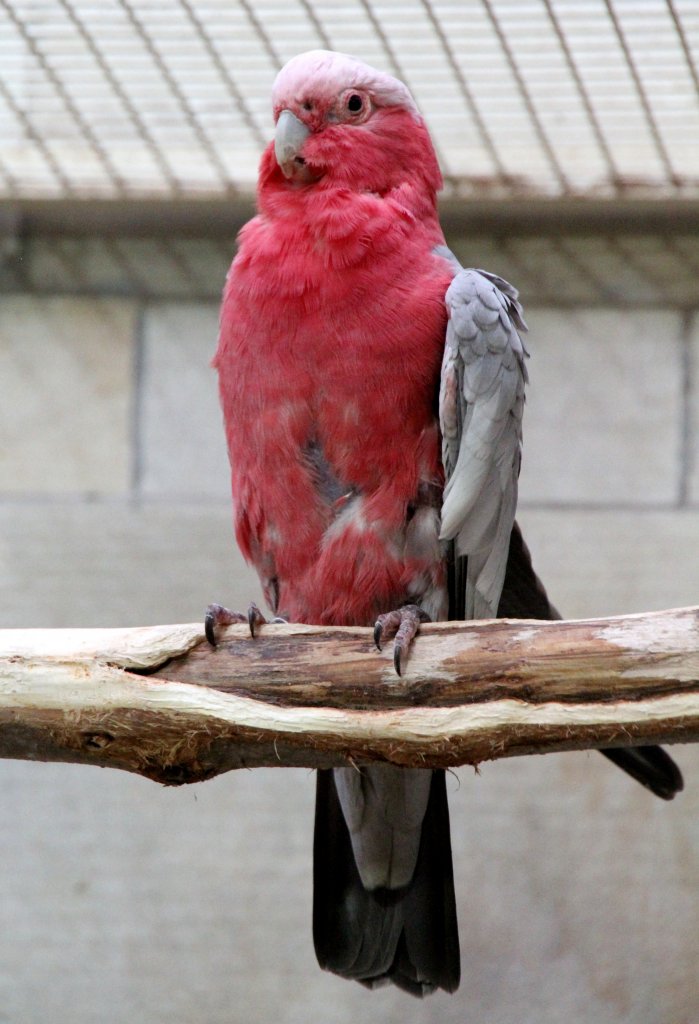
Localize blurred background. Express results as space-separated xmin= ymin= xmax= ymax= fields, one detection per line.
xmin=1 ymin=2 xmax=698 ymax=1022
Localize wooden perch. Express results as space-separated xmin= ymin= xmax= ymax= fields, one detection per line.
xmin=1 ymin=606 xmax=698 ymax=784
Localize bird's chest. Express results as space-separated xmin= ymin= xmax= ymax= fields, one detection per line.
xmin=218 ymin=234 xmax=451 ymax=623
xmin=239 ymin=285 xmax=443 ymax=499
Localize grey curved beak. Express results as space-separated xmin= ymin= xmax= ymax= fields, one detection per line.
xmin=274 ymin=109 xmax=311 ymax=177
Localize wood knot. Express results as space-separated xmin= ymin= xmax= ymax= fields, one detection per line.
xmin=82 ymin=731 xmax=115 ymax=750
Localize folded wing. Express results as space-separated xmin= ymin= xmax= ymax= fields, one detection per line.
xmin=439 ymin=267 xmax=529 ymax=619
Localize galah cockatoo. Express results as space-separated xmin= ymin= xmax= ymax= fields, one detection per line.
xmin=209 ymin=49 xmax=683 ymax=996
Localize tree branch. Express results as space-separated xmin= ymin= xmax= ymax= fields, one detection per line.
xmin=1 ymin=606 xmax=698 ymax=784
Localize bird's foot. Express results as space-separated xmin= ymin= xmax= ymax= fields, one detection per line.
xmin=205 ymin=601 xmax=272 ymax=646
xmin=373 ymin=604 xmax=431 ymax=676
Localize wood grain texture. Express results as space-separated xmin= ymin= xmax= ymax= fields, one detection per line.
xmin=1 ymin=607 xmax=698 ymax=784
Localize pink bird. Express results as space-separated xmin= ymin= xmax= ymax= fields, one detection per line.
xmin=209 ymin=50 xmax=682 ymax=996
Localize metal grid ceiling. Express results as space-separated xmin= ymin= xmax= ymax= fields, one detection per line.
xmin=0 ymin=0 xmax=698 ymax=202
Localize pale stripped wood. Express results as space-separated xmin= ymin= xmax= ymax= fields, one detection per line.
xmin=0 ymin=607 xmax=698 ymax=784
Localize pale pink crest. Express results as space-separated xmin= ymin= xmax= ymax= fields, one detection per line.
xmin=271 ymin=49 xmax=420 ymax=120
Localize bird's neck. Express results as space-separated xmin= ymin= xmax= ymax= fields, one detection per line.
xmin=255 ymin=144 xmax=443 ymax=249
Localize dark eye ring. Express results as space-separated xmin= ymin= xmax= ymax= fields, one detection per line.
xmin=347 ymin=93 xmax=363 ymax=113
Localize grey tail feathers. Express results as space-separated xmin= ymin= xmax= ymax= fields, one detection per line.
xmin=313 ymin=768 xmax=460 ymax=995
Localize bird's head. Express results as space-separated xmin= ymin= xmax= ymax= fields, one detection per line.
xmin=261 ymin=50 xmax=442 ymax=201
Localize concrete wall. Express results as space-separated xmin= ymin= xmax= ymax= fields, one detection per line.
xmin=1 ymin=236 xmax=699 ymax=1024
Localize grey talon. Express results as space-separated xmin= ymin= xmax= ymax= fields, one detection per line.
xmin=247 ymin=607 xmax=258 ymax=638
xmin=205 ymin=613 xmax=217 ymax=647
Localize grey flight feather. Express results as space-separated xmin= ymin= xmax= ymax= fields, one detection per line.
xmin=439 ymin=266 xmax=529 ymax=619
xmin=333 ymin=765 xmax=433 ymax=890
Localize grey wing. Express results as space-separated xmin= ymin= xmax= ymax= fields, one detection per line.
xmin=439 ymin=267 xmax=529 ymax=620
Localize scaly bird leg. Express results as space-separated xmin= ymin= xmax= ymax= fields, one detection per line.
xmin=205 ymin=601 xmax=270 ymax=645
xmin=373 ymin=604 xmax=431 ymax=676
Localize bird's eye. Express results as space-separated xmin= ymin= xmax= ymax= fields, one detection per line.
xmin=347 ymin=93 xmax=363 ymax=114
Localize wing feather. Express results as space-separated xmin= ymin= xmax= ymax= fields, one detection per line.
xmin=439 ymin=267 xmax=529 ymax=618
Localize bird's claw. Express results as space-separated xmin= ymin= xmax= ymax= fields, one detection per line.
xmin=205 ymin=603 xmax=246 ymax=646
xmin=373 ymin=604 xmax=430 ymax=676
xmin=393 ymin=644 xmax=404 ymax=677
xmin=247 ymin=602 xmax=269 ymax=638
xmin=205 ymin=602 xmax=268 ymax=646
